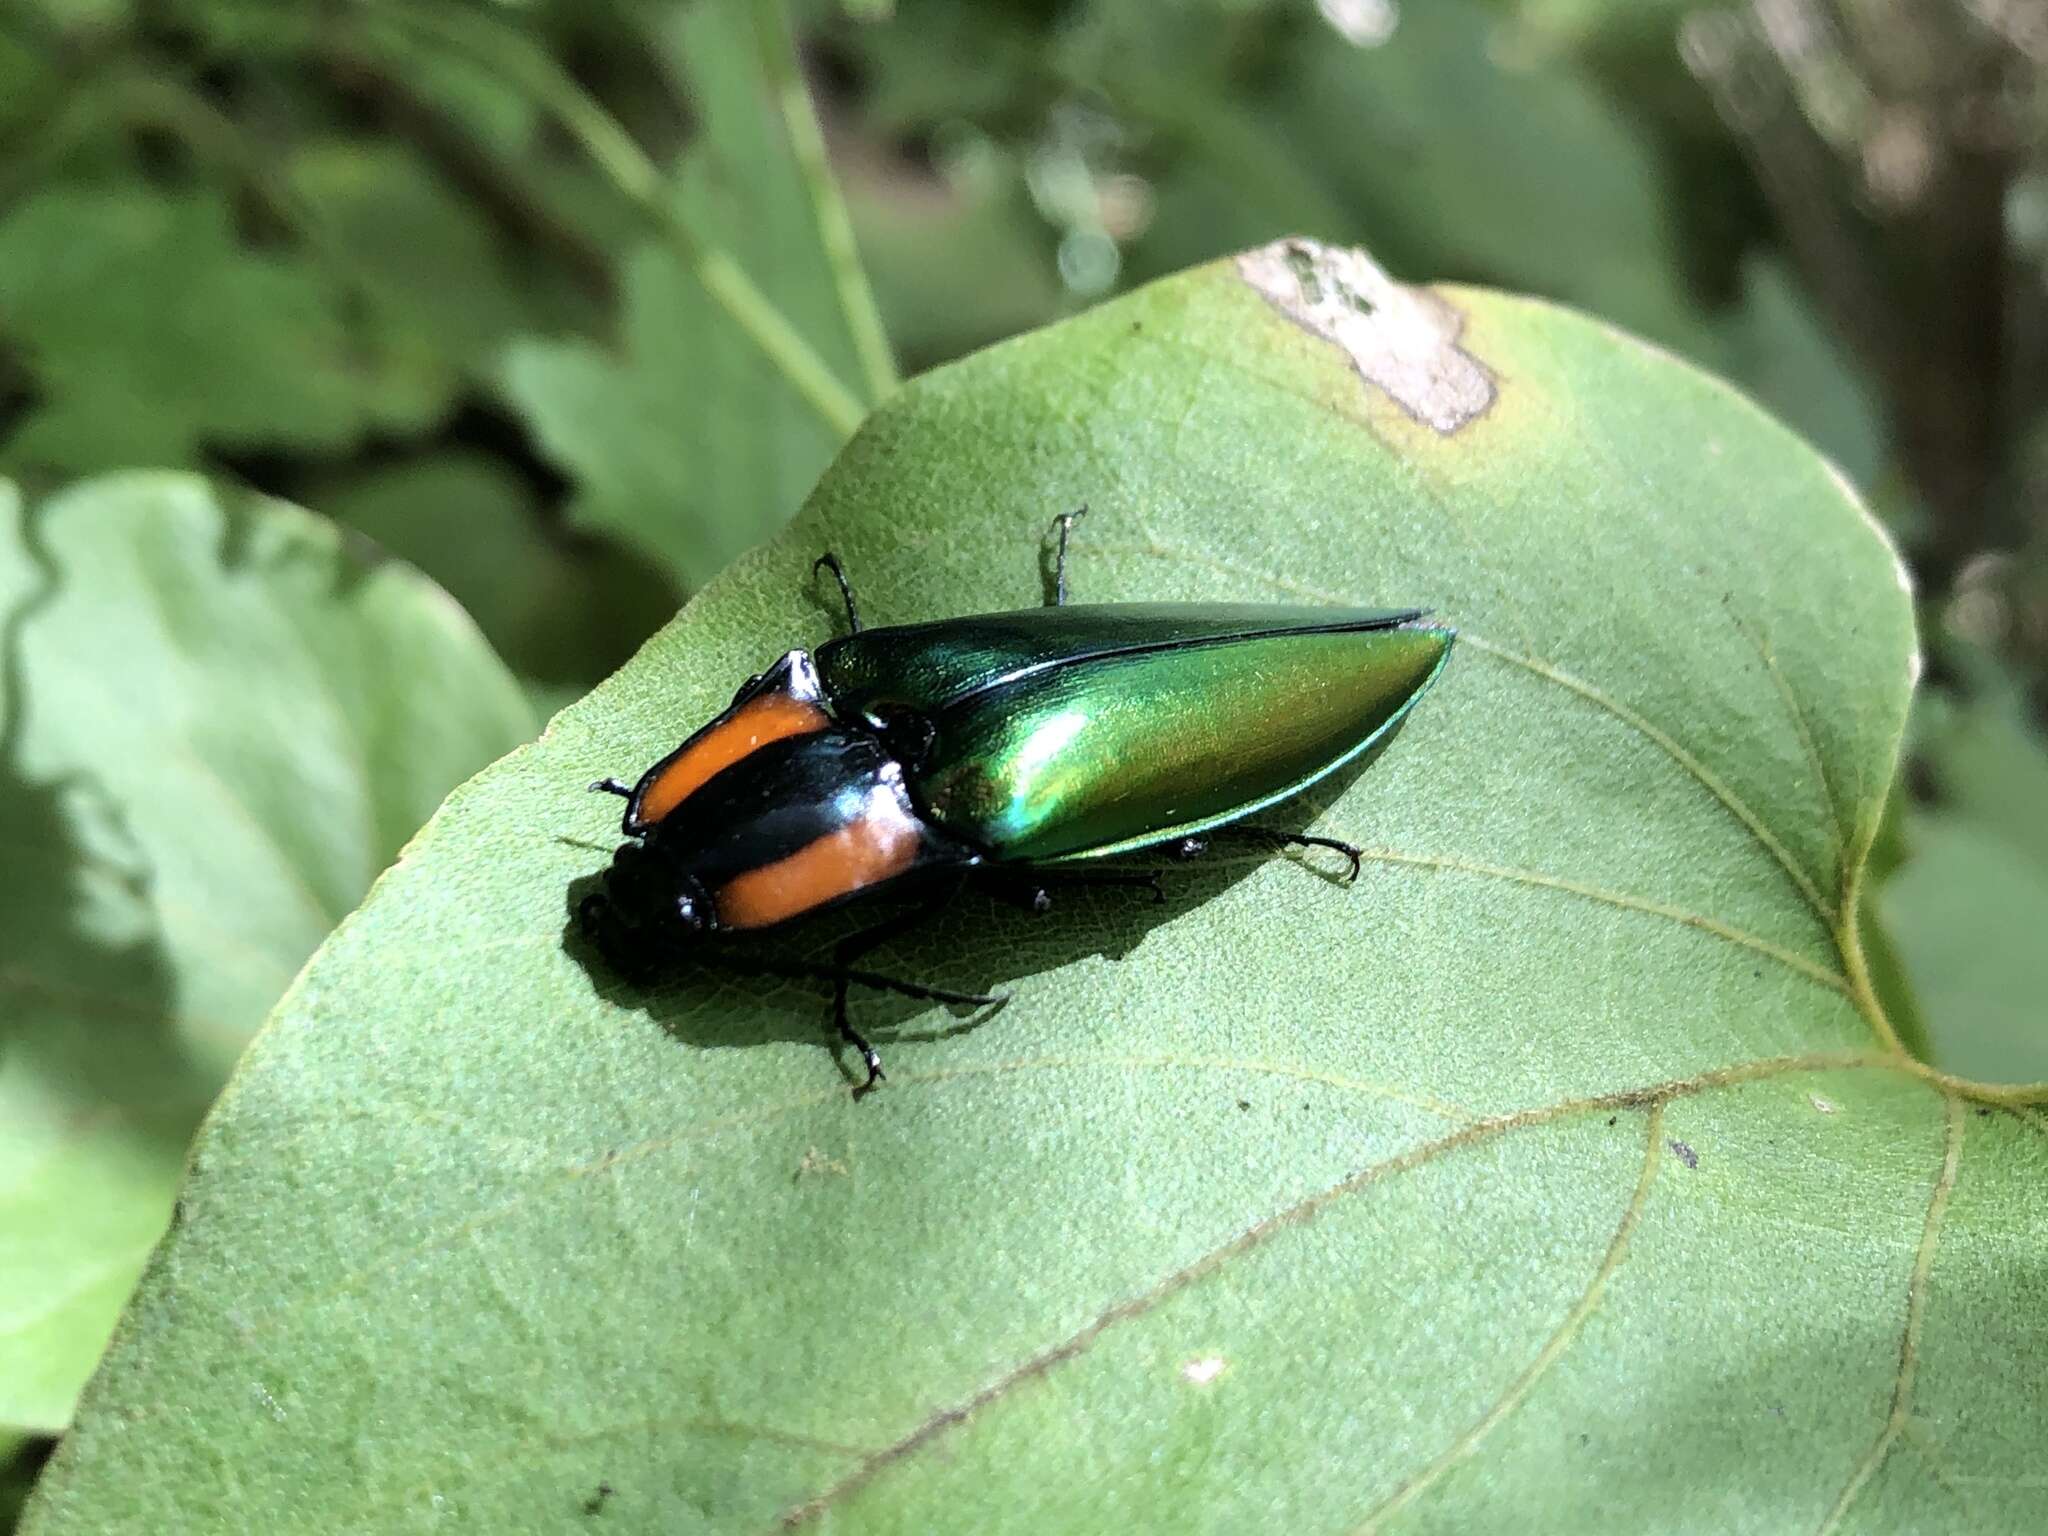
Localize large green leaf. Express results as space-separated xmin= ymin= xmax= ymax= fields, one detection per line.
xmin=0 ymin=473 xmax=534 ymax=1435
xmin=26 ymin=243 xmax=2047 ymax=1532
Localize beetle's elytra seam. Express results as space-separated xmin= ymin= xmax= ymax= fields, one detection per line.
xmin=928 ymin=611 xmax=1435 ymax=720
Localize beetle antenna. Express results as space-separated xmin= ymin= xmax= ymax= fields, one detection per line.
xmin=813 ymin=552 xmax=863 ymax=634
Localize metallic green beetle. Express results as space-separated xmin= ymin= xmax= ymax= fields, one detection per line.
xmin=582 ymin=512 xmax=1454 ymax=1087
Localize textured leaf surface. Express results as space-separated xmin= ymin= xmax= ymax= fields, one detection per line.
xmin=0 ymin=474 xmax=533 ymax=1434
xmin=26 ymin=244 xmax=2048 ymax=1533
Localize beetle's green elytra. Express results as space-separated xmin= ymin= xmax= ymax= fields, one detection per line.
xmin=581 ymin=510 xmax=1453 ymax=1089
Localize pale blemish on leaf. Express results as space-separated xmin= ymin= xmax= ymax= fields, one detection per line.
xmin=1181 ymin=1356 xmax=1228 ymax=1386
xmin=1235 ymin=237 xmax=1495 ymax=433
xmin=794 ymin=1147 xmax=850 ymax=1180
xmin=1811 ymin=1094 xmax=1840 ymax=1115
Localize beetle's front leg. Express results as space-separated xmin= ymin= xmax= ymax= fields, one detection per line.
xmin=827 ymin=886 xmax=965 ymax=1091
xmin=1043 ymin=505 xmax=1089 ymax=606
xmin=813 ymin=552 xmax=863 ymax=634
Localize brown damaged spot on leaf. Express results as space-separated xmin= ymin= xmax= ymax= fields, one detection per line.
xmin=1236 ymin=237 xmax=1496 ymax=433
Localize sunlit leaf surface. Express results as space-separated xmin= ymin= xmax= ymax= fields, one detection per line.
xmin=25 ymin=244 xmax=2047 ymax=1533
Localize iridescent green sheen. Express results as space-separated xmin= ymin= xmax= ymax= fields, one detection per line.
xmin=816 ymin=605 xmax=1451 ymax=862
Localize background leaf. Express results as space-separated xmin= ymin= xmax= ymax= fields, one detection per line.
xmin=23 ymin=244 xmax=2046 ymax=1533
xmin=1716 ymin=254 xmax=1886 ymax=491
xmin=1881 ymin=647 xmax=2048 ymax=1084
xmin=311 ymin=450 xmax=677 ymax=694
xmin=0 ymin=186 xmax=399 ymax=475
xmin=0 ymin=472 xmax=534 ymax=1435
xmin=279 ymin=137 xmax=563 ymax=430
xmin=500 ymin=0 xmax=870 ymax=590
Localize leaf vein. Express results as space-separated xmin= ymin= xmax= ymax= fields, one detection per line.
xmin=1092 ymin=534 xmax=1839 ymax=927
xmin=1350 ymin=1104 xmax=1666 ymax=1533
xmin=1458 ymin=634 xmax=1836 ymax=924
xmin=1724 ymin=602 xmax=1847 ymax=862
xmin=1341 ymin=846 xmax=1849 ymax=996
xmin=1814 ymin=1090 xmax=1966 ymax=1535
xmin=776 ymin=1053 xmax=1881 ymax=1529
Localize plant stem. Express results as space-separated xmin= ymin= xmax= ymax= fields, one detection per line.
xmin=378 ymin=1 xmax=867 ymax=439
xmin=752 ymin=0 xmax=897 ymax=402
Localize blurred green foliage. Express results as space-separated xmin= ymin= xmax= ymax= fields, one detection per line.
xmin=0 ymin=0 xmax=2044 ymax=1514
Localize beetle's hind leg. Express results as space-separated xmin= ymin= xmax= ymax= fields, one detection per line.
xmin=825 ymin=888 xmax=998 ymax=1092
xmin=1046 ymin=505 xmax=1088 ymax=606
xmin=588 ymin=778 xmax=633 ymax=800
xmin=1176 ymin=827 xmax=1365 ymax=883
xmin=813 ymin=552 xmax=863 ymax=634
xmin=831 ymin=966 xmax=1004 ymax=1092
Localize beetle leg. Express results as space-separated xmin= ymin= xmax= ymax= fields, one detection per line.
xmin=1047 ymin=505 xmax=1089 ymax=606
xmin=825 ymin=890 xmax=976 ymax=1091
xmin=828 ymin=967 xmax=1006 ymax=1091
xmin=813 ymin=552 xmax=863 ymax=634
xmin=1211 ymin=826 xmax=1365 ymax=883
xmin=697 ymin=946 xmax=1001 ymax=1092
xmin=588 ymin=777 xmax=633 ymax=800
xmin=830 ymin=979 xmax=885 ymax=1091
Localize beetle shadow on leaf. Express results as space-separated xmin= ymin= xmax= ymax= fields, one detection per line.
xmin=557 ymin=749 xmax=1386 ymax=1084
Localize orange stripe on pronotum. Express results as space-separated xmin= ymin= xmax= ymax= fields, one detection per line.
xmin=716 ymin=793 xmax=924 ymax=930
xmin=634 ymin=692 xmax=828 ymax=827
